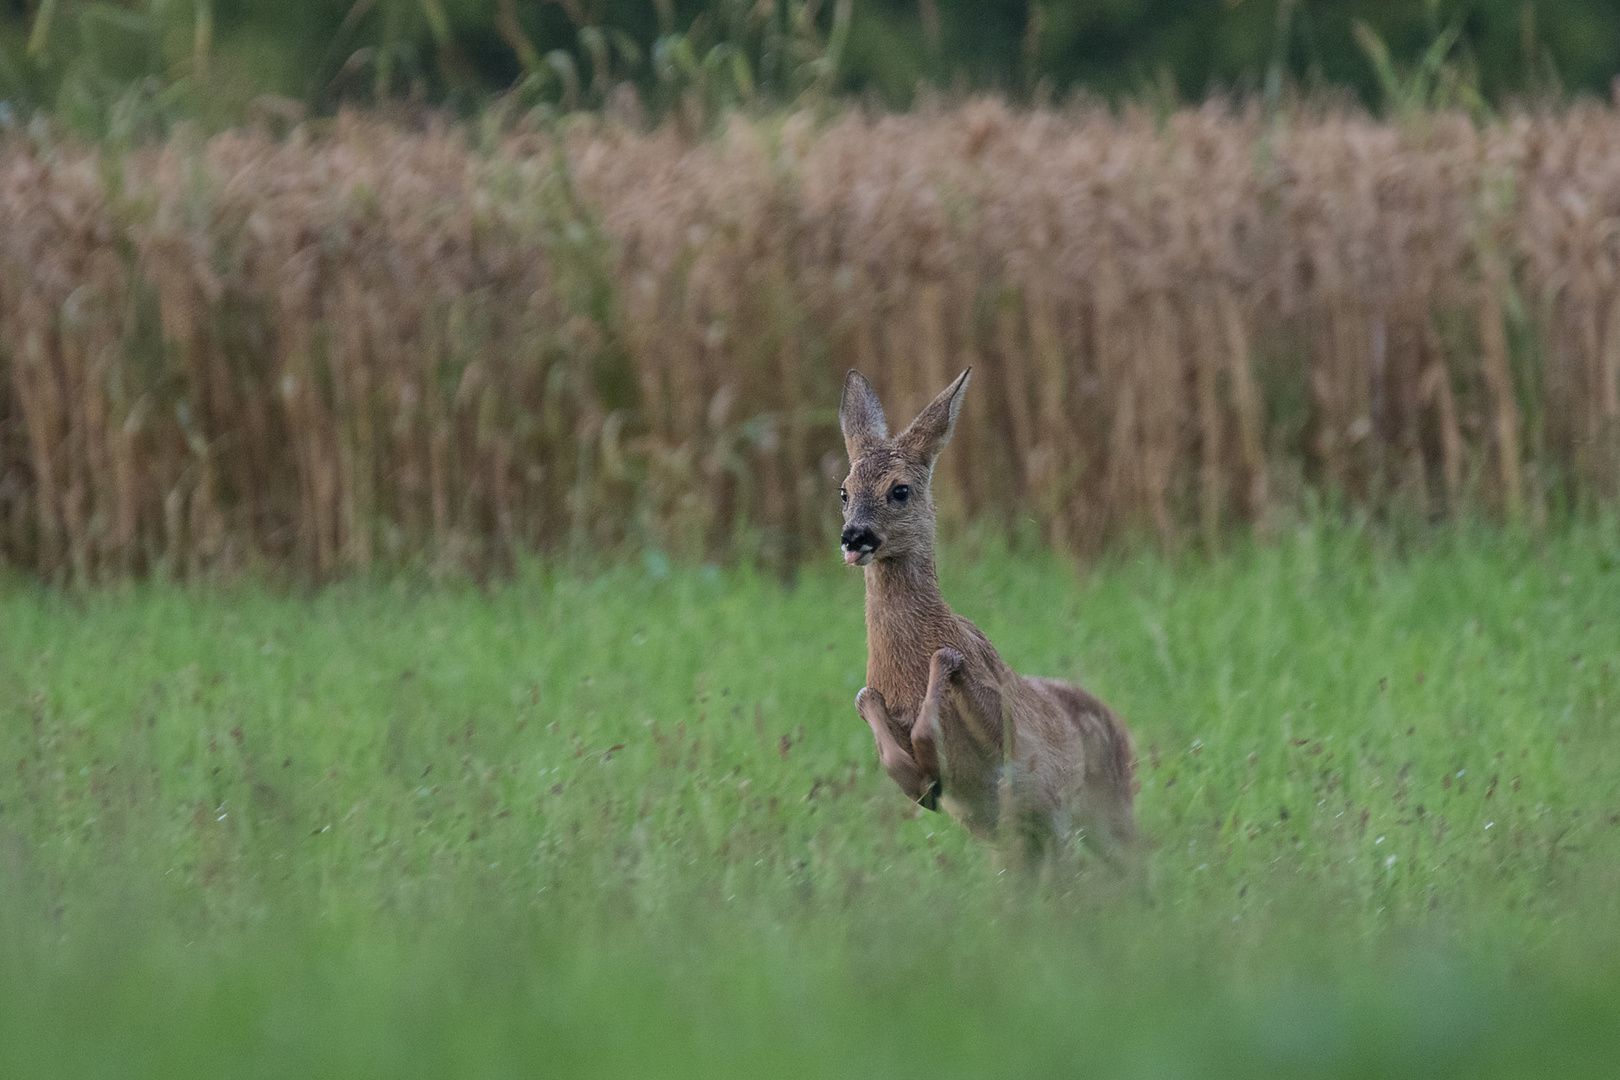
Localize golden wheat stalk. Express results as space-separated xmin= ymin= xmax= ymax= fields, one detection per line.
xmin=1 ymin=104 xmax=1619 ymax=578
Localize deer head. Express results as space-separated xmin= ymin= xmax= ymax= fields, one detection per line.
xmin=837 ymin=368 xmax=970 ymax=567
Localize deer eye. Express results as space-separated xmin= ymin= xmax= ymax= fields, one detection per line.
xmin=839 ymin=488 xmax=848 ymax=505
xmin=890 ymin=484 xmax=910 ymax=504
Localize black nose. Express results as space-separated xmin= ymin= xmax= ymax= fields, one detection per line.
xmin=841 ymin=525 xmax=881 ymax=553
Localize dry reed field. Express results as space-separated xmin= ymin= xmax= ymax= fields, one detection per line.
xmin=2 ymin=100 xmax=1619 ymax=580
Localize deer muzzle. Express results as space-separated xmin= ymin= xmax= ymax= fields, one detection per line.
xmin=840 ymin=525 xmax=881 ymax=566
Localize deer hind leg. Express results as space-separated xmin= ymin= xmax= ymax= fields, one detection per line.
xmin=994 ymin=811 xmax=1054 ymax=877
xmin=856 ymin=688 xmax=938 ymax=811
xmin=1083 ymin=710 xmax=1141 ymax=854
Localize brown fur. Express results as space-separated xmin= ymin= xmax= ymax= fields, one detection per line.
xmin=840 ymin=368 xmax=1138 ymax=860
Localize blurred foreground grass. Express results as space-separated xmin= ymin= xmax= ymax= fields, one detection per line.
xmin=2 ymin=524 xmax=1619 ymax=1078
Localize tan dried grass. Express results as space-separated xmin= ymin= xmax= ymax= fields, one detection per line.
xmin=2 ymin=101 xmax=1619 ymax=579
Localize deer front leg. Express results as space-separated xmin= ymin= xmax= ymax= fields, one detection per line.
xmin=908 ymin=647 xmax=965 ymax=804
xmin=856 ymin=688 xmax=939 ymax=810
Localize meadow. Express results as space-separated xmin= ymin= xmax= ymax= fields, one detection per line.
xmin=2 ymin=520 xmax=1618 ymax=1078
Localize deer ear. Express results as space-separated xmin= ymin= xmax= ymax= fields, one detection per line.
xmin=897 ymin=368 xmax=970 ymax=462
xmin=839 ymin=370 xmax=889 ymax=460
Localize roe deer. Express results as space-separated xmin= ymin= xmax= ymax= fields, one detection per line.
xmin=838 ymin=368 xmax=1137 ymax=862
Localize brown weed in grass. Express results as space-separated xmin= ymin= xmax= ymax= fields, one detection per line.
xmin=2 ymin=101 xmax=1620 ymax=580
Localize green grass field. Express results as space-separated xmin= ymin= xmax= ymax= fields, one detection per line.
xmin=3 ymin=523 xmax=1619 ymax=1078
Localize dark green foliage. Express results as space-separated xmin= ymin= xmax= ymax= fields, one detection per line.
xmin=901 ymin=0 xmax=1620 ymax=105
xmin=0 ymin=1 xmax=1616 ymax=134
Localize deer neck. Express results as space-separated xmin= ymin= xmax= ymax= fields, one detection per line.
xmin=863 ymin=553 xmax=952 ymax=709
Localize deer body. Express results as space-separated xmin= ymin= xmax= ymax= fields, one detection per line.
xmin=839 ymin=369 xmax=1137 ymax=858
